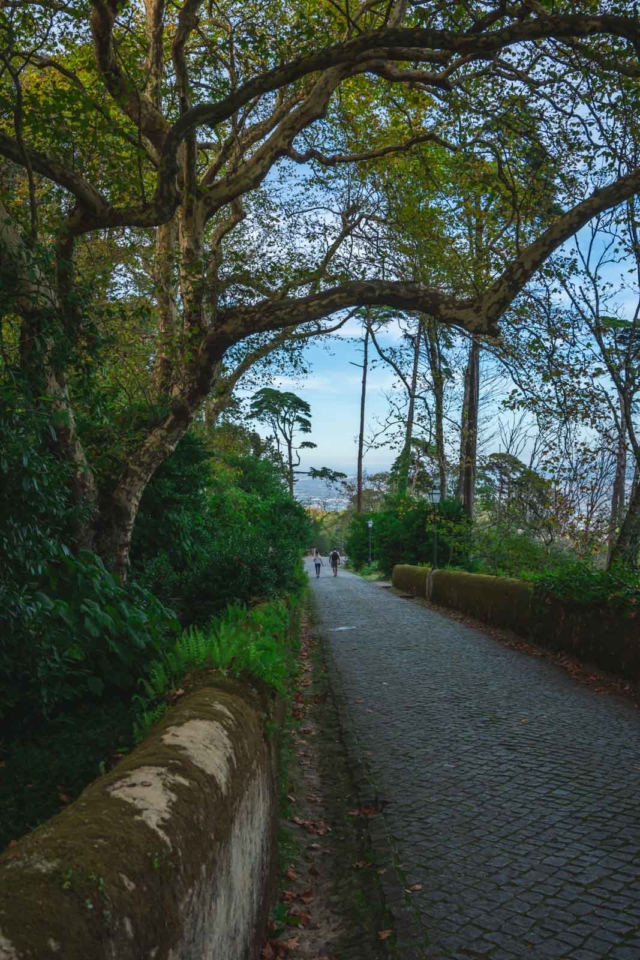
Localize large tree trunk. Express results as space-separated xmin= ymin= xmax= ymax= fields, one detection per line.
xmin=608 ymin=472 xmax=640 ymax=570
xmin=152 ymin=221 xmax=181 ymax=399
xmin=356 ymin=323 xmax=370 ymax=513
xmin=424 ymin=318 xmax=447 ymax=499
xmin=396 ymin=321 xmax=421 ymax=496
xmin=457 ymin=338 xmax=480 ymax=516
xmin=1 ymin=202 xmax=98 ymax=541
xmin=606 ymin=397 xmax=628 ymax=566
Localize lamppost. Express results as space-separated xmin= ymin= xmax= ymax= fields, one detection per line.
xmin=367 ymin=518 xmax=374 ymax=565
xmin=428 ymin=490 xmax=441 ymax=569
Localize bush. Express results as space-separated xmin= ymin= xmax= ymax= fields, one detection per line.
xmin=470 ymin=523 xmax=575 ymax=577
xmin=0 ymin=550 xmax=177 ymax=733
xmin=0 ymin=389 xmax=177 ymax=734
xmin=134 ymin=595 xmax=303 ymax=739
xmin=346 ymin=498 xmax=470 ymax=576
xmin=131 ymin=438 xmax=310 ymax=623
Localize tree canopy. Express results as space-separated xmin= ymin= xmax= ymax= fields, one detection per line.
xmin=2 ymin=0 xmax=640 ymax=573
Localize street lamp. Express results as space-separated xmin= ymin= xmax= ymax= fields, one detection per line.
xmin=367 ymin=518 xmax=374 ymax=565
xmin=428 ymin=490 xmax=441 ymax=569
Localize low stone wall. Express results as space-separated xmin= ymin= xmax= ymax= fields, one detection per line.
xmin=391 ymin=564 xmax=431 ymax=597
xmin=430 ymin=570 xmax=533 ymax=635
xmin=0 ymin=679 xmax=279 ymax=960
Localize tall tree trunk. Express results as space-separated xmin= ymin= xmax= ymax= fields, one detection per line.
xmin=609 ymin=472 xmax=640 ymax=570
xmin=396 ymin=321 xmax=421 ymax=496
xmin=286 ymin=438 xmax=295 ymax=496
xmin=457 ymin=338 xmax=480 ymax=516
xmin=424 ymin=318 xmax=447 ymax=499
xmin=0 ymin=202 xmax=98 ymax=541
xmin=606 ymin=396 xmax=628 ymax=566
xmin=152 ymin=221 xmax=181 ymax=399
xmin=356 ymin=323 xmax=370 ymax=513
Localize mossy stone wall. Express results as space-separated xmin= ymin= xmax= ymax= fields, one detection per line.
xmin=430 ymin=570 xmax=533 ymax=634
xmin=0 ymin=680 xmax=279 ymax=960
xmin=392 ymin=564 xmax=431 ymax=597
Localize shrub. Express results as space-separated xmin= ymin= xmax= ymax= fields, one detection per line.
xmin=134 ymin=596 xmax=303 ymax=739
xmin=0 ymin=550 xmax=177 ymax=734
xmin=0 ymin=389 xmax=177 ymax=734
xmin=470 ymin=523 xmax=575 ymax=578
xmin=131 ymin=438 xmax=310 ymax=623
xmin=346 ymin=499 xmax=470 ymax=576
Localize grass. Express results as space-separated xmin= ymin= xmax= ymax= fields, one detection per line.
xmin=349 ymin=562 xmax=387 ymax=581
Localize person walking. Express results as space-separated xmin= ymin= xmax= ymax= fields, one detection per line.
xmin=329 ymin=548 xmax=341 ymax=577
xmin=314 ymin=552 xmax=323 ymax=578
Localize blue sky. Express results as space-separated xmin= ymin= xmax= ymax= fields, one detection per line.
xmin=270 ymin=316 xmax=405 ymax=477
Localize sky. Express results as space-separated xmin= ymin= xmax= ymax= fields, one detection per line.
xmin=271 ymin=318 xmax=405 ymax=478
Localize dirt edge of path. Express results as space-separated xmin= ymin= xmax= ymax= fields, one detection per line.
xmin=262 ymin=599 xmax=396 ymax=960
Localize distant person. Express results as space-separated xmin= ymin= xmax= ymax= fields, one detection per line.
xmin=314 ymin=552 xmax=323 ymax=578
xmin=329 ymin=548 xmax=341 ymax=577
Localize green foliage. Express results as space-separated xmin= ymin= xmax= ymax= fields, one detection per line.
xmin=469 ymin=523 xmax=575 ymax=578
xmin=346 ymin=498 xmax=470 ymax=576
xmin=134 ymin=597 xmax=302 ymax=740
xmin=1 ymin=550 xmax=177 ymax=733
xmin=0 ymin=389 xmax=177 ymax=734
xmin=529 ymin=564 xmax=640 ymax=609
xmin=0 ymin=703 xmax=134 ymax=853
xmin=131 ymin=435 xmax=310 ymax=624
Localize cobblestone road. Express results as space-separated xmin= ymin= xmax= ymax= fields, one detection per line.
xmin=308 ymin=562 xmax=640 ymax=960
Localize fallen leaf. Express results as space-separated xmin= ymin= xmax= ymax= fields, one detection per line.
xmin=348 ymin=807 xmax=380 ymax=818
xmin=354 ymin=859 xmax=371 ymax=869
xmin=408 ymin=883 xmax=423 ymax=892
xmin=378 ymin=930 xmax=393 ymax=941
xmin=284 ymin=868 xmax=298 ymax=882
xmin=299 ymin=889 xmax=314 ymax=904
xmin=287 ymin=795 xmax=297 ymax=804
xmin=261 ymin=942 xmax=276 ymax=959
xmin=377 ymin=868 xmax=386 ymax=874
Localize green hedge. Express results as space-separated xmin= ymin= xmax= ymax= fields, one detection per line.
xmin=394 ymin=564 xmax=640 ymax=681
xmin=392 ymin=564 xmax=431 ymax=597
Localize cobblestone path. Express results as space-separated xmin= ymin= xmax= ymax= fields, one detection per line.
xmin=308 ymin=562 xmax=640 ymax=960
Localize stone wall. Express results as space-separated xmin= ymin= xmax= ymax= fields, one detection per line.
xmin=0 ymin=679 xmax=279 ymax=960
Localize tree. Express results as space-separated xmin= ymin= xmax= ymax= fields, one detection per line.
xmin=248 ymin=386 xmax=346 ymax=496
xmin=3 ymin=1 xmax=640 ymax=576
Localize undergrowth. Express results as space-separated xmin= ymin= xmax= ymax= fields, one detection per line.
xmin=133 ymin=595 xmax=304 ymax=740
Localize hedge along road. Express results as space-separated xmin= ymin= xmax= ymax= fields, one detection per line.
xmin=307 ymin=559 xmax=640 ymax=960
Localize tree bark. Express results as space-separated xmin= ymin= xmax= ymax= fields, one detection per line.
xmin=424 ymin=318 xmax=447 ymax=499
xmin=396 ymin=321 xmax=421 ymax=496
xmin=608 ymin=474 xmax=640 ymax=570
xmin=606 ymin=395 xmax=628 ymax=566
xmin=457 ymin=338 xmax=480 ymax=516
xmin=356 ymin=323 xmax=370 ymax=513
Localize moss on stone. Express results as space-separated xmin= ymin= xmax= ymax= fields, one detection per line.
xmin=0 ymin=681 xmax=280 ymax=959
xmin=430 ymin=570 xmax=533 ymax=634
xmin=392 ymin=564 xmax=431 ymax=597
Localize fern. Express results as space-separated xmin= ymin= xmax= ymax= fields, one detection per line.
xmin=132 ymin=593 xmax=304 ymax=735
